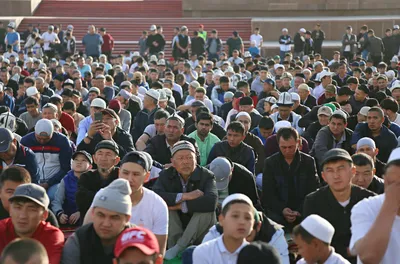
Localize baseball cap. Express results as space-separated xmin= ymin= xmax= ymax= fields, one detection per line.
xmin=261 ymin=78 xmax=275 ymax=87
xmin=171 ymin=140 xmax=195 ymax=157
xmin=209 ymin=157 xmax=232 ymax=190
xmin=276 ymin=92 xmax=293 ymax=106
xmin=114 ymin=227 xmax=160 ymax=258
xmin=101 ymin=108 xmax=119 ymax=120
xmin=121 ymin=151 xmax=153 ymax=172
xmin=0 ymin=128 xmax=14 ymax=152
xmin=237 ymin=241 xmax=281 ymax=264
xmin=321 ymin=148 xmax=352 ymax=168
xmin=149 ymin=25 xmax=157 ymax=31
xmin=9 ymin=184 xmax=50 ymax=210
xmin=91 ymin=98 xmax=106 ymax=109
xmin=300 ymin=214 xmax=335 ymax=244
xmin=95 ymin=140 xmax=119 ymax=155
xmin=317 ymin=106 xmax=333 ymax=117
xmin=35 ymin=119 xmax=54 ymax=137
xmin=72 ymin=150 xmax=93 ymax=164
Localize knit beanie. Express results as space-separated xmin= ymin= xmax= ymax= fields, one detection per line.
xmin=92 ymin=178 xmax=132 ymax=216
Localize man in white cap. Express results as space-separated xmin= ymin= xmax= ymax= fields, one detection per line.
xmin=312 ymin=71 xmax=334 ymax=100
xmin=293 ymin=28 xmax=306 ymax=59
xmin=62 ymin=179 xmax=133 ymax=264
xmin=278 ymin=28 xmax=291 ymax=63
xmin=349 ymin=148 xmax=400 ymax=264
xmin=21 ymin=119 xmax=73 ymax=201
xmin=153 ymin=140 xmax=217 ymax=260
xmin=132 ymin=89 xmax=160 ymax=142
xmin=356 ymin=137 xmax=386 ymax=178
xmin=76 ymin=97 xmax=106 ymax=144
xmin=293 ymin=214 xmax=350 ymax=263
xmin=270 ymin=92 xmax=304 ymax=135
xmin=146 ymin=24 xmax=165 ymax=57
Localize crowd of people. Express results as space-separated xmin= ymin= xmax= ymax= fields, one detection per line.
xmin=0 ymin=19 xmax=399 ymax=264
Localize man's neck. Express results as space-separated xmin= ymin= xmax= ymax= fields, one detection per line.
xmin=98 ymin=167 xmax=113 ymax=178
xmin=167 ymin=138 xmax=179 ymax=147
xmin=101 ymin=237 xmax=118 ymax=247
xmin=222 ymin=235 xmax=245 ymax=253
xmin=331 ymin=185 xmax=351 ymax=203
xmin=317 ymin=246 xmax=333 ymax=264
xmin=146 ymin=105 xmax=156 ymax=112
xmin=371 ymin=127 xmax=382 ymax=137
xmin=15 ymin=228 xmax=36 ymax=239
xmin=130 ymin=186 xmax=144 ymax=206
xmin=197 ymin=131 xmax=208 ymax=141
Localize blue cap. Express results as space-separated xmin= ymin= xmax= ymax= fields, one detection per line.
xmin=262 ymin=78 xmax=275 ymax=87
xmin=0 ymin=128 xmax=14 ymax=152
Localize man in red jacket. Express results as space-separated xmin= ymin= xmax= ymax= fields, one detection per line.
xmin=100 ymin=27 xmax=114 ymax=59
xmin=0 ymin=183 xmax=64 ymax=264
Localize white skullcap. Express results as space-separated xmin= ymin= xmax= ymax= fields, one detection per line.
xmin=236 ymin=111 xmax=251 ymax=121
xmin=300 ymin=214 xmax=335 ymax=244
xmin=274 ymin=120 xmax=291 ymax=132
xmin=356 ymin=137 xmax=376 ymax=150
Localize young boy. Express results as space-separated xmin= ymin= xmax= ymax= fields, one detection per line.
xmin=293 ymin=214 xmax=350 ymax=264
xmin=51 ymin=150 xmax=92 ymax=225
xmin=192 ymin=194 xmax=255 ymax=263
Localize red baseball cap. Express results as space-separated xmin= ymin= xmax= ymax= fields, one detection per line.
xmin=114 ymin=227 xmax=160 ymax=257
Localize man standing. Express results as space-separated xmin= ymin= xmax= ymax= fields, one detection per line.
xmin=41 ymin=25 xmax=60 ymax=59
xmin=311 ymin=24 xmax=325 ymax=55
xmin=205 ymin=29 xmax=222 ymax=61
xmin=278 ymin=28 xmax=291 ymax=62
xmin=146 ymin=25 xmax=165 ymax=57
xmin=293 ymin=28 xmax=306 ymax=58
xmin=82 ymin=25 xmax=103 ymax=59
xmin=250 ymin=27 xmax=263 ymax=50
xmin=303 ymin=148 xmax=375 ymax=263
xmin=263 ymin=127 xmax=319 ymax=227
xmin=341 ymin=26 xmax=357 ymax=62
xmin=0 ymin=184 xmax=64 ymax=263
xmin=4 ymin=22 xmax=20 ymax=52
xmin=367 ymin=29 xmax=385 ymax=66
xmin=99 ymin=28 xmax=114 ymax=59
xmin=226 ymin=31 xmax=244 ymax=57
xmin=349 ymin=148 xmax=400 ymax=263
xmin=62 ymin=179 xmax=132 ymax=264
xmin=153 ymin=140 xmax=217 ymax=260
xmin=191 ymin=31 xmax=205 ymax=57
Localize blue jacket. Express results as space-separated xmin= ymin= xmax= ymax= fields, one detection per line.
xmin=21 ymin=131 xmax=73 ymax=186
xmin=63 ymin=170 xmax=79 ymax=215
xmin=0 ymin=93 xmax=15 ymax=113
xmin=251 ymin=127 xmax=267 ymax=145
xmin=0 ymin=141 xmax=40 ymax=183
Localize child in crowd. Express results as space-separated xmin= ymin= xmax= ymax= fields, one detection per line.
xmin=192 ymin=194 xmax=255 ymax=263
xmin=51 ymin=150 xmax=92 ymax=226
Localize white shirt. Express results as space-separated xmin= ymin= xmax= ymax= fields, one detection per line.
xmin=41 ymin=32 xmax=58 ymax=51
xmin=350 ymin=194 xmax=400 ymax=264
xmin=297 ymin=247 xmax=350 ymax=264
xmin=250 ymin=34 xmax=263 ymax=47
xmin=392 ymin=113 xmax=400 ymax=126
xmin=129 ymin=187 xmax=168 ymax=235
xmin=193 ymin=235 xmax=248 ymax=264
xmin=312 ymin=83 xmax=325 ymax=100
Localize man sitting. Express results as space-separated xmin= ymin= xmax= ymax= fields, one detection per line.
xmin=351 ymin=153 xmax=384 ymax=194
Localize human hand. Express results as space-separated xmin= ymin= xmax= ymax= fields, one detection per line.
xmin=59 ymin=214 xmax=68 ymax=225
xmin=282 ymin=208 xmax=297 ymax=223
xmin=99 ymin=123 xmax=112 ymax=140
xmin=183 ymin=190 xmax=204 ymax=201
xmin=88 ymin=121 xmax=103 ymax=137
xmin=69 ymin=212 xmax=80 ymax=225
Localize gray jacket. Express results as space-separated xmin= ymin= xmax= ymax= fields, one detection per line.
xmin=367 ymin=35 xmax=385 ymax=56
xmin=341 ymin=33 xmax=357 ymax=54
xmin=119 ymin=108 xmax=132 ymax=132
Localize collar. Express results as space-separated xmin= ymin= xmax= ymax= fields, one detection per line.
xmin=217 ymin=235 xmax=249 ymax=254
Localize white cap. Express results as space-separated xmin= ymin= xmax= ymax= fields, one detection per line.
xmin=313 ymin=61 xmax=324 ymax=69
xmin=385 ymin=70 xmax=395 ymax=79
xmin=291 ymin=93 xmax=300 ymax=102
xmin=390 ymin=55 xmax=399 ymax=63
xmin=388 ymin=147 xmax=400 ymax=163
xmin=221 ymin=193 xmax=253 ymax=211
xmin=244 ymin=51 xmax=252 ymax=58
xmin=299 ymin=28 xmax=306 ymax=33
xmin=7 ymin=22 xmax=16 ymax=29
xmin=390 ymin=81 xmax=400 ymax=93
xmin=88 ymin=87 xmax=100 ymax=94
xmin=145 ymin=89 xmax=160 ymax=101
xmin=274 ymin=120 xmax=291 ymax=132
xmin=277 ymin=92 xmax=293 ymax=106
xmin=236 ymin=111 xmax=251 ymax=121
xmin=319 ymin=70 xmax=333 ymax=79
xmin=190 ymin=81 xmax=201 ymax=89
xmin=282 ymin=28 xmax=288 ymax=32
xmin=359 ymin=106 xmax=371 ymax=116
xmin=225 ymin=66 xmax=235 ymax=74
xmin=149 ymin=25 xmax=157 ymax=31
xmin=158 ymin=89 xmax=168 ymax=102
xmin=158 ymin=59 xmax=166 ymax=66
xmin=264 ymin=96 xmax=277 ymax=104
xmin=26 ymin=87 xmax=39 ymax=97
xmin=394 ymin=25 xmax=400 ymax=30
xmin=356 ymin=137 xmax=376 ymax=150
xmin=271 ymin=104 xmax=278 ymax=111
xmin=50 ymin=119 xmax=62 ymax=130
xmin=0 ymin=83 xmax=3 ymax=92
xmin=132 ymin=51 xmax=140 ymax=57
xmin=149 ymin=55 xmax=158 ymax=63
xmin=274 ymin=64 xmax=284 ymax=70
xmin=300 ymin=215 xmax=335 ymax=244
xmin=91 ymin=98 xmax=106 ymax=109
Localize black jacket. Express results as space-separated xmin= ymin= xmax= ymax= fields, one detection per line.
xmin=293 ymin=33 xmax=305 ymax=52
xmin=144 ymin=134 xmax=200 ymax=165
xmin=301 ymin=94 xmax=317 ymax=110
xmin=153 ymin=165 xmax=217 ymax=219
xmin=229 ymin=162 xmax=259 ymax=206
xmin=219 ymin=101 xmax=232 ymax=122
xmin=186 ymin=121 xmax=226 ymax=140
xmin=131 ymin=107 xmax=159 ymax=143
xmin=243 ymin=132 xmax=265 ymax=175
xmin=263 ymin=151 xmax=320 ymax=225
xmin=375 ymin=159 xmax=386 ymax=178
xmin=302 ymin=121 xmax=323 ymax=150
xmin=368 ymin=176 xmax=384 ymax=194
xmin=207 ymin=141 xmax=256 ymax=174
xmin=77 ymin=126 xmax=135 ymax=157
xmin=75 ymin=167 xmax=119 ymax=218
xmin=303 ymin=185 xmax=375 ymax=263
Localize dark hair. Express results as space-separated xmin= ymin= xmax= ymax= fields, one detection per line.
xmin=196 ymin=112 xmax=213 ymax=124
xmin=197 ymin=76 xmax=205 ymax=86
xmin=221 ymin=200 xmax=252 ymax=216
xmin=227 ymin=121 xmax=245 ymax=135
xmin=276 ymin=127 xmax=299 ymax=142
xmin=63 ymin=101 xmax=76 ymax=112
xmin=380 ymin=98 xmax=399 ymax=113
xmin=384 ymin=159 xmax=400 ymax=175
xmin=0 ymin=238 xmax=49 ymax=264
xmin=365 ymin=98 xmax=379 ymax=107
xmin=237 ymin=81 xmax=249 ymax=90
xmin=154 ymin=109 xmax=170 ymax=120
xmin=24 ymin=77 xmax=35 ymax=86
xmin=48 ymin=96 xmax=62 ymax=105
xmin=329 ymin=113 xmax=347 ymax=124
xmin=292 ymin=225 xmax=328 ymax=245
xmin=259 ymin=116 xmax=274 ymax=130
xmin=219 ymin=76 xmax=230 ymax=84
xmin=0 ymin=166 xmax=31 ymax=189
xmin=25 ymin=96 xmax=39 ymax=106
xmin=368 ymin=106 xmax=384 ymax=118
xmin=352 ymin=153 xmax=374 ymax=168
